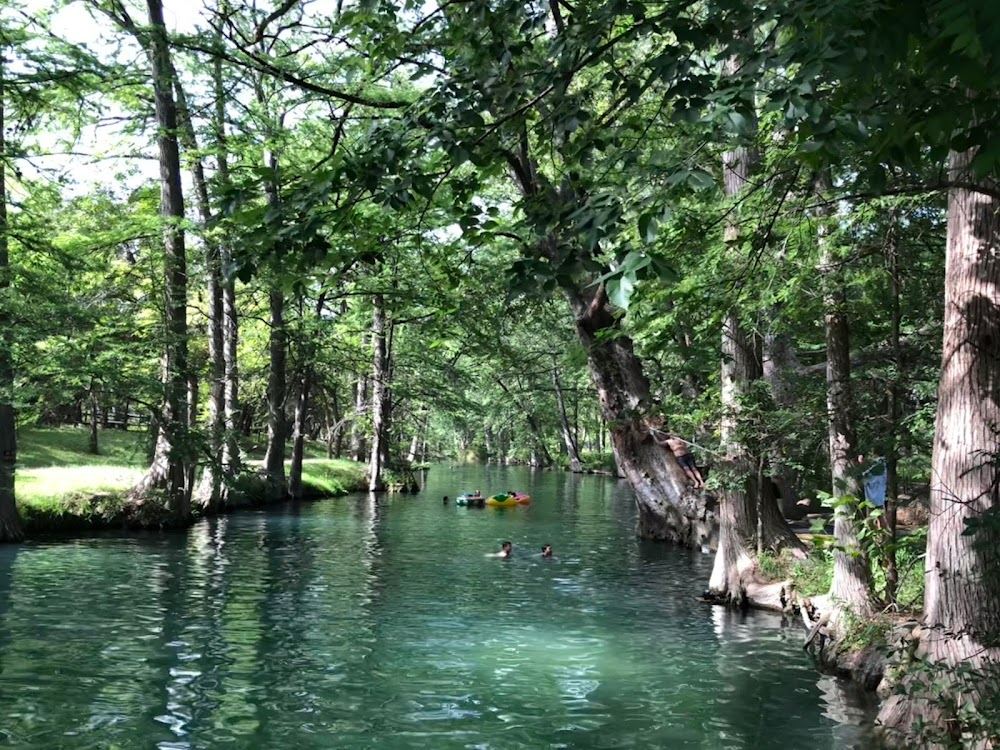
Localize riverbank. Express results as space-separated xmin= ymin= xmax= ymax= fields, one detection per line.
xmin=16 ymin=427 xmax=369 ymax=536
xmin=748 ymin=541 xmax=926 ymax=693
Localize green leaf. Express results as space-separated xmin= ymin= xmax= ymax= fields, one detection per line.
xmin=638 ymin=212 xmax=658 ymax=243
xmin=607 ymin=272 xmax=637 ymax=310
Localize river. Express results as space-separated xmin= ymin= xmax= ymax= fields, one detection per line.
xmin=0 ymin=465 xmax=876 ymax=748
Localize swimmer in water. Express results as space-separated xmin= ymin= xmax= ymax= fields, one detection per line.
xmin=487 ymin=541 xmax=513 ymax=558
xmin=541 ymin=544 xmax=553 ymax=558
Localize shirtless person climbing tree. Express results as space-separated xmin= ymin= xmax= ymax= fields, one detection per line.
xmin=648 ymin=417 xmax=705 ymax=489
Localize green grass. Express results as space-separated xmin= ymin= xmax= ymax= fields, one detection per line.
xmin=14 ymin=427 xmax=369 ymax=528
xmin=758 ymin=536 xmax=926 ymax=611
xmin=758 ymin=547 xmax=835 ymax=597
xmin=17 ymin=426 xmax=149 ymax=469
xmin=300 ymin=458 xmax=368 ymax=497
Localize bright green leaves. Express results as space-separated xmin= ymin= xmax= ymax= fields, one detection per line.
xmin=606 ymin=272 xmax=636 ymax=309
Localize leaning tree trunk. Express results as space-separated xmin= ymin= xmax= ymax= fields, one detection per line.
xmin=553 ymin=363 xmax=583 ymax=472
xmin=0 ymin=53 xmax=22 ymax=541
xmin=709 ymin=54 xmax=804 ymax=605
xmin=566 ymin=283 xmax=713 ymax=544
xmin=367 ymin=294 xmax=388 ymax=491
xmin=877 ymin=149 xmax=1000 ymax=749
xmin=129 ymin=0 xmax=190 ymax=523
xmin=817 ymin=172 xmax=875 ymax=622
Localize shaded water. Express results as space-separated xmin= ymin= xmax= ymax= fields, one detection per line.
xmin=0 ymin=465 xmax=876 ymax=748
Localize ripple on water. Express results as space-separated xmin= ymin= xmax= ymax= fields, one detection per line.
xmin=0 ymin=467 xmax=876 ymax=749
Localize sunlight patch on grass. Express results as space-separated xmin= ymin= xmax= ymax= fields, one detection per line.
xmin=18 ymin=466 xmax=143 ymax=508
xmin=299 ymin=458 xmax=368 ymax=496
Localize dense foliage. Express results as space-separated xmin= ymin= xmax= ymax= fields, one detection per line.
xmin=2 ymin=0 xmax=999 ymax=745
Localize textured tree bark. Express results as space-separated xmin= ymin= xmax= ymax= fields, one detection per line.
xmin=323 ymin=384 xmax=345 ymax=459
xmin=350 ymin=331 xmax=369 ymax=463
xmin=88 ymin=383 xmax=100 ymax=455
xmin=288 ymin=363 xmax=312 ymax=500
xmin=129 ymin=0 xmax=191 ymax=523
xmin=173 ymin=73 xmax=225 ymax=512
xmin=262 ymin=287 xmax=287 ymax=488
xmin=406 ymin=429 xmax=419 ymax=464
xmin=0 ymin=52 xmax=22 ymax=541
xmin=878 ymin=149 xmax=1000 ymax=748
xmin=762 ymin=327 xmax=806 ymax=517
xmin=817 ymin=172 xmax=874 ymax=621
xmin=257 ymin=76 xmax=287 ymax=494
xmin=553 ymin=364 xmax=583 ymax=472
xmin=884 ymin=220 xmax=901 ymax=603
xmin=379 ymin=319 xmax=395 ymax=469
xmin=367 ymin=294 xmax=388 ymax=491
xmin=566 ymin=283 xmax=714 ymax=544
xmin=214 ymin=50 xmax=241 ymax=478
xmin=709 ymin=55 xmax=803 ymax=603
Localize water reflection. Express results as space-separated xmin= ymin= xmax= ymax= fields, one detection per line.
xmin=0 ymin=467 xmax=875 ymax=749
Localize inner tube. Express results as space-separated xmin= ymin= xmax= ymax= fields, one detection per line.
xmin=486 ymin=494 xmax=520 ymax=507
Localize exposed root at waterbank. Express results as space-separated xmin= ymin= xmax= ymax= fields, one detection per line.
xmin=800 ymin=597 xmax=886 ymax=691
xmin=702 ymin=568 xmax=888 ymax=692
xmin=700 ymin=577 xmax=793 ymax=614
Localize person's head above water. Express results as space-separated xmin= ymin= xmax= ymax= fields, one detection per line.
xmin=541 ymin=544 xmax=552 ymax=557
xmin=502 ymin=541 xmax=512 ymax=552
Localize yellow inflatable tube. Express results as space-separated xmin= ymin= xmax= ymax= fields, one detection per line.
xmin=486 ymin=493 xmax=531 ymax=507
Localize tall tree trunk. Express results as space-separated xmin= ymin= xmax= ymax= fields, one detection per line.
xmin=761 ymin=325 xmax=806 ymax=517
xmin=350 ymin=332 xmax=369 ymax=462
xmin=288 ymin=364 xmax=312 ymax=500
xmin=214 ymin=51 xmax=241 ymax=477
xmin=406 ymin=428 xmax=419 ymax=464
xmin=567 ymin=283 xmax=713 ymax=544
xmin=379 ymin=318 xmax=394 ymax=468
xmin=0 ymin=52 xmax=22 ymax=541
xmin=289 ymin=293 xmax=325 ymax=499
xmin=323 ymin=384 xmax=344 ymax=459
xmin=262 ymin=287 xmax=287 ymax=488
xmin=367 ymin=294 xmax=388 ymax=491
xmin=553 ymin=363 xmax=582 ymax=472
xmin=130 ymin=0 xmax=190 ymax=523
xmin=710 ymin=55 xmax=803 ymax=604
xmin=817 ymin=172 xmax=874 ymax=621
xmin=172 ymin=73 xmax=225 ymax=512
xmin=257 ymin=78 xmax=286 ymax=494
xmin=883 ymin=219 xmax=901 ymax=603
xmin=878 ymin=150 xmax=1000 ymax=748
xmin=88 ymin=382 xmax=100 ymax=455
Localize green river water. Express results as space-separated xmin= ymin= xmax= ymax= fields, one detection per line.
xmin=0 ymin=465 xmax=876 ymax=749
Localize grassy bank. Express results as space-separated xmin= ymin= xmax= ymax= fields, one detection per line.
xmin=759 ymin=538 xmax=927 ymax=654
xmin=15 ymin=426 xmax=369 ymax=534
